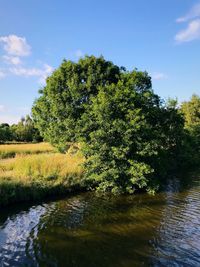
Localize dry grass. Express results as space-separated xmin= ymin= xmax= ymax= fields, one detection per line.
xmin=0 ymin=142 xmax=56 ymax=159
xmin=0 ymin=152 xmax=84 ymax=182
xmin=0 ymin=153 xmax=83 ymax=186
xmin=0 ymin=143 xmax=85 ymax=207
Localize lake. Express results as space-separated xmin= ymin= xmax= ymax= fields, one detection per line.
xmin=0 ymin=174 xmax=200 ymax=266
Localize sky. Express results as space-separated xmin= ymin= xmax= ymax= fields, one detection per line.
xmin=0 ymin=0 xmax=200 ymax=124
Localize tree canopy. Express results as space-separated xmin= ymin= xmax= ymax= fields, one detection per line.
xmin=32 ymin=56 xmax=121 ymax=150
xmin=181 ymin=94 xmax=200 ymax=129
xmin=32 ymin=56 xmax=194 ymax=193
xmin=0 ymin=123 xmax=12 ymax=143
xmin=180 ymin=95 xmax=200 ymax=164
xmin=0 ymin=115 xmax=42 ymax=143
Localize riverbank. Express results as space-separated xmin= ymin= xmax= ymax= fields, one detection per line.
xmin=0 ymin=143 xmax=85 ymax=207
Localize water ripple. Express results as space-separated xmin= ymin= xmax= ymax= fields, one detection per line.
xmin=0 ymin=177 xmax=200 ymax=266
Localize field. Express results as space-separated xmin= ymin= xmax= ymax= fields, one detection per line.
xmin=0 ymin=142 xmax=56 ymax=159
xmin=0 ymin=143 xmax=84 ymax=207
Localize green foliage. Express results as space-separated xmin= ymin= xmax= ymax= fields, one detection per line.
xmin=180 ymin=94 xmax=200 ymax=166
xmin=0 ymin=116 xmax=42 ymax=144
xmin=166 ymin=97 xmax=178 ymax=109
xmin=181 ymin=94 xmax=200 ymax=128
xmin=11 ymin=115 xmax=42 ymax=142
xmin=81 ymin=77 xmax=184 ymax=193
xmin=32 ymin=56 xmax=189 ymax=194
xmin=32 ymin=56 xmax=121 ymax=150
xmin=0 ymin=123 xmax=12 ymax=143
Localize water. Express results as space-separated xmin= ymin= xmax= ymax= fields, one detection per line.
xmin=0 ymin=174 xmax=200 ymax=266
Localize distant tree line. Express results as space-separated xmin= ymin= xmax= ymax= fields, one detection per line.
xmin=180 ymin=94 xmax=200 ymax=166
xmin=0 ymin=115 xmax=42 ymax=143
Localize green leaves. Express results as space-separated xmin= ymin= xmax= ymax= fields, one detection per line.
xmin=180 ymin=95 xmax=200 ymax=166
xmin=81 ymin=80 xmax=159 ymax=193
xmin=10 ymin=115 xmax=42 ymax=143
xmin=0 ymin=123 xmax=12 ymax=143
xmin=32 ymin=56 xmax=121 ymax=147
xmin=32 ymin=56 xmax=186 ymax=194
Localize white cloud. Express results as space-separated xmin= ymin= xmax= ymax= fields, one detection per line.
xmin=152 ymin=72 xmax=168 ymax=80
xmin=3 ymin=55 xmax=22 ymax=65
xmin=176 ymin=3 xmax=200 ymax=23
xmin=175 ymin=2 xmax=200 ymax=43
xmin=38 ymin=64 xmax=54 ymax=84
xmin=10 ymin=64 xmax=53 ymax=84
xmin=10 ymin=67 xmax=43 ymax=76
xmin=74 ymin=49 xmax=84 ymax=58
xmin=0 ymin=114 xmax=21 ymax=125
xmin=0 ymin=34 xmax=53 ymax=84
xmin=0 ymin=35 xmax=31 ymax=57
xmin=0 ymin=70 xmax=6 ymax=79
xmin=0 ymin=105 xmax=5 ymax=112
xmin=175 ymin=19 xmax=200 ymax=43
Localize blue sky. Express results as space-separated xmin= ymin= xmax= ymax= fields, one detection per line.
xmin=0 ymin=0 xmax=200 ymax=124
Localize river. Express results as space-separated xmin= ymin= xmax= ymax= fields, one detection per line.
xmin=0 ymin=174 xmax=200 ymax=266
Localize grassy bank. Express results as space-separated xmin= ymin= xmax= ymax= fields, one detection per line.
xmin=0 ymin=142 xmax=56 ymax=159
xmin=0 ymin=143 xmax=85 ymax=207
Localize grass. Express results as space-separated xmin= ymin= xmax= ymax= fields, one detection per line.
xmin=0 ymin=142 xmax=56 ymax=159
xmin=0 ymin=143 xmax=85 ymax=207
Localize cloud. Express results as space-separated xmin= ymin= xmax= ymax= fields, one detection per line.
xmin=10 ymin=67 xmax=43 ymax=76
xmin=10 ymin=64 xmax=53 ymax=84
xmin=74 ymin=49 xmax=84 ymax=58
xmin=3 ymin=55 xmax=22 ymax=65
xmin=175 ymin=19 xmax=200 ymax=42
xmin=152 ymin=72 xmax=168 ymax=80
xmin=175 ymin=2 xmax=200 ymax=43
xmin=0 ymin=105 xmax=5 ymax=112
xmin=176 ymin=3 xmax=200 ymax=23
xmin=38 ymin=64 xmax=54 ymax=84
xmin=0 ymin=35 xmax=31 ymax=57
xmin=0 ymin=105 xmax=31 ymax=124
xmin=0 ymin=34 xmax=53 ymax=84
xmin=0 ymin=114 xmax=21 ymax=125
xmin=0 ymin=70 xmax=6 ymax=79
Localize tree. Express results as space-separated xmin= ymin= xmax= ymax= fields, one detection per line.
xmin=180 ymin=94 xmax=200 ymax=165
xmin=0 ymin=123 xmax=12 ymax=143
xmin=11 ymin=115 xmax=42 ymax=142
xmin=32 ymin=56 xmax=121 ymax=151
xmin=32 ymin=56 xmax=186 ymax=193
xmin=81 ymin=74 xmax=184 ymax=193
xmin=181 ymin=94 xmax=200 ymax=129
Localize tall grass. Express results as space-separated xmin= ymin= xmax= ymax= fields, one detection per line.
xmin=1 ymin=153 xmax=84 ymax=181
xmin=0 ymin=142 xmax=56 ymax=159
xmin=0 ymin=144 xmax=85 ymax=207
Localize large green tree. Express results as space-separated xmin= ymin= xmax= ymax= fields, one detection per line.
xmin=80 ymin=75 xmax=184 ymax=193
xmin=32 ymin=56 xmax=185 ymax=193
xmin=32 ymin=56 xmax=121 ymax=150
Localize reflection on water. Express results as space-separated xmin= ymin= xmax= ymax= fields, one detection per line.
xmin=0 ymin=175 xmax=200 ymax=266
